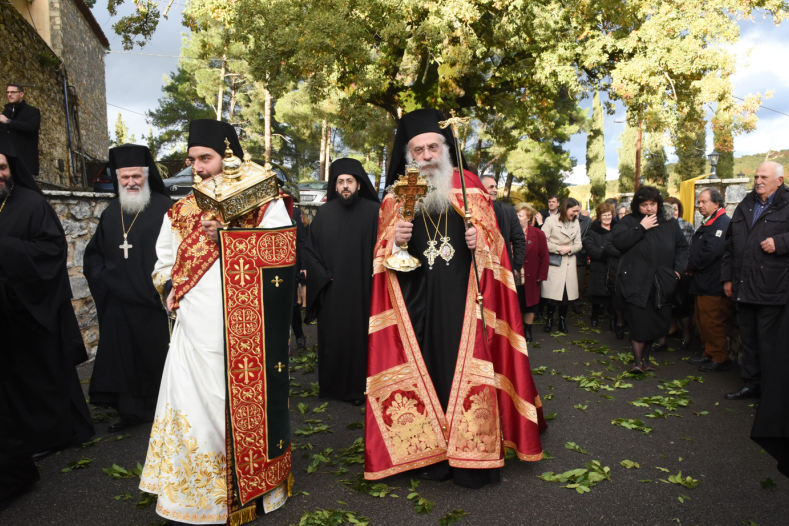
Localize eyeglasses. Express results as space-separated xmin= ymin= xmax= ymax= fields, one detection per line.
xmin=411 ymin=143 xmax=441 ymax=156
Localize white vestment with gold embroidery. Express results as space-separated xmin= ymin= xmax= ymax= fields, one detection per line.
xmin=140 ymin=200 xmax=290 ymax=525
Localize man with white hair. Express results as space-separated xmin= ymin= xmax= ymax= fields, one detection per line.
xmin=364 ymin=109 xmax=546 ymax=490
xmin=722 ymin=161 xmax=789 ymax=401
xmin=83 ymin=144 xmax=173 ymax=433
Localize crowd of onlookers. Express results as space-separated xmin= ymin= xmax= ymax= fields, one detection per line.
xmin=482 ymin=162 xmax=787 ymax=403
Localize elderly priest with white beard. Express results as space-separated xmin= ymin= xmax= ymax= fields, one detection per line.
xmin=364 ymin=109 xmax=546 ymax=489
xmin=0 ymin=134 xmax=94 ymax=463
xmin=84 ymin=144 xmax=173 ymax=433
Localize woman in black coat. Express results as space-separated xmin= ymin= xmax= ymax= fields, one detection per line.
xmin=582 ymin=202 xmax=618 ymax=330
xmin=612 ymin=186 xmax=689 ymax=373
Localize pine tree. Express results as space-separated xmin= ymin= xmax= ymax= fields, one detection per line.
xmin=617 ymin=124 xmax=640 ymax=193
xmin=642 ymin=131 xmax=669 ymax=193
xmin=520 ymin=161 xmax=571 ymax=207
xmin=110 ymin=112 xmax=135 ymax=148
xmin=586 ymin=91 xmax=606 ymax=206
xmin=674 ymin=112 xmax=707 ymax=181
xmin=713 ymin=108 xmax=734 ymax=179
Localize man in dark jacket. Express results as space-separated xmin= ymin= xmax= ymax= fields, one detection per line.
xmin=536 ymin=194 xmax=560 ymax=228
xmin=721 ymin=161 xmax=789 ymax=400
xmin=688 ymin=188 xmax=732 ymax=372
xmin=482 ymin=176 xmax=526 ymax=275
xmin=0 ymin=85 xmax=40 ymax=176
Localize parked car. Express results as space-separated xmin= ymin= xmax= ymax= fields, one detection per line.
xmin=298 ymin=182 xmax=328 ymax=206
xmin=163 ymin=166 xmax=194 ymax=198
xmin=92 ymin=164 xmax=114 ymax=193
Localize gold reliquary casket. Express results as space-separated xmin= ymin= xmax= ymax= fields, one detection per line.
xmin=192 ymin=139 xmax=280 ymax=227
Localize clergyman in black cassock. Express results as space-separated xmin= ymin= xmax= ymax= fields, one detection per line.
xmin=84 ymin=144 xmax=173 ymax=432
xmin=304 ymin=158 xmax=380 ymax=403
xmin=0 ymin=133 xmax=94 ymax=458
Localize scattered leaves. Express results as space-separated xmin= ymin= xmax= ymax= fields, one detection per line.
xmin=407 ymin=480 xmax=435 ymax=514
xmin=573 ymin=404 xmax=588 ymax=411
xmin=668 ymin=471 xmax=701 ymax=489
xmin=102 ymin=463 xmax=143 ymax=479
xmin=439 ymin=509 xmax=470 ymax=526
xmin=537 ymin=460 xmax=612 ymax=494
xmin=620 ymin=460 xmax=640 ymax=469
xmin=295 ymin=421 xmax=332 ymax=437
xmin=544 ymin=412 xmax=557 ymax=420
xmin=565 ymin=442 xmax=590 ymax=455
xmin=293 ymin=508 xmax=370 ymax=526
xmin=62 ymin=457 xmax=93 ymax=473
xmin=611 ymin=418 xmax=652 ymax=434
xmin=136 ymin=491 xmax=158 ymax=509
xmin=112 ymin=493 xmax=132 ymax=501
xmin=339 ymin=473 xmax=398 ymax=498
xmin=760 ymin=477 xmax=777 ymax=490
xmin=345 ymin=422 xmax=364 ymax=430
xmin=532 ymin=366 xmax=548 ymax=375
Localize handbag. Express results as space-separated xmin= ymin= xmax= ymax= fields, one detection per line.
xmin=549 ymin=253 xmax=563 ymax=267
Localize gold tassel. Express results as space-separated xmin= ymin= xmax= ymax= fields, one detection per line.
xmin=228 ymin=505 xmax=257 ymax=526
xmin=286 ymin=472 xmax=295 ymax=497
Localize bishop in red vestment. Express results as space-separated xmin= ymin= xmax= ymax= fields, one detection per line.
xmin=364 ymin=109 xmax=546 ymax=489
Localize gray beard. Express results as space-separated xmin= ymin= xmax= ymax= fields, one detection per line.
xmin=118 ymin=183 xmax=151 ymax=214
xmin=406 ymin=149 xmax=454 ymax=215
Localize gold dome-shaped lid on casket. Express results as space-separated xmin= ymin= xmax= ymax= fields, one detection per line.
xmin=192 ymin=139 xmax=280 ymax=227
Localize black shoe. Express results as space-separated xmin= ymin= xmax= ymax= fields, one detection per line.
xmin=590 ymin=317 xmax=598 ymax=328
xmin=614 ymin=325 xmax=624 ymax=340
xmin=544 ymin=317 xmax=553 ymax=333
xmin=725 ymin=386 xmax=761 ymax=400
xmin=688 ymin=355 xmax=712 ymax=365
xmin=699 ymin=360 xmax=732 ymax=372
xmin=30 ymin=450 xmax=56 ymax=462
xmin=651 ymin=343 xmax=668 ymax=353
xmin=525 ymin=325 xmax=533 ymax=343
xmin=107 ymin=420 xmax=130 ymax=433
xmin=296 ymin=336 xmax=306 ymax=348
xmin=609 ymin=317 xmax=616 ymax=332
xmin=590 ymin=304 xmax=599 ymax=327
xmin=351 ymin=399 xmax=365 ymax=406
xmin=558 ymin=317 xmax=568 ymax=334
xmin=680 ymin=339 xmax=691 ymax=350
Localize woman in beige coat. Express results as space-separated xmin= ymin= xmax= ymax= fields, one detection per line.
xmin=541 ymin=198 xmax=583 ymax=333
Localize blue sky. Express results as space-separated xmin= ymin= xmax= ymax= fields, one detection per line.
xmin=96 ymin=6 xmax=789 ymax=181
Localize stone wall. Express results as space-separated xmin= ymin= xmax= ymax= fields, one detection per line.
xmin=0 ymin=2 xmax=70 ymax=185
xmin=46 ymin=190 xmax=114 ymax=359
xmin=50 ymin=0 xmax=109 ymax=161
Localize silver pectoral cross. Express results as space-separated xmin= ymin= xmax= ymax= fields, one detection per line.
xmin=424 ymin=240 xmax=439 ymax=269
xmin=119 ymin=235 xmax=133 ymax=259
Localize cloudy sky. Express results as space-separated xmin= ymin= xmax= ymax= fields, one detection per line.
xmin=95 ymin=6 xmax=789 ymax=182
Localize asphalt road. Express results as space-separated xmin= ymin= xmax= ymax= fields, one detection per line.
xmin=2 ymin=305 xmax=786 ymax=526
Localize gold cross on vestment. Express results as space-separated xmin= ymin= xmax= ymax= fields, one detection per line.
xmin=438 ymin=110 xmax=472 ymax=135
xmin=228 ymin=258 xmax=257 ymax=286
xmin=119 ymin=237 xmax=133 ymax=259
xmin=392 ymin=164 xmax=428 ymax=222
xmin=277 ymin=440 xmax=285 ymax=449
xmin=238 ymin=451 xmax=264 ymax=474
xmin=231 ymin=356 xmax=262 ymax=385
xmin=275 ymin=362 xmax=286 ymax=372
xmin=271 ymin=276 xmax=283 ymax=287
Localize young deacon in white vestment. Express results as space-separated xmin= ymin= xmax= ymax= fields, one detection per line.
xmin=140 ymin=120 xmax=292 ymax=525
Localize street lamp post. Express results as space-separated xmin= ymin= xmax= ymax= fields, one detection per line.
xmin=708 ymin=150 xmax=721 ymax=181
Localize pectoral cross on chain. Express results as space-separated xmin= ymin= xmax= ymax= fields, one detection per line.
xmin=119 ymin=236 xmax=132 ymax=259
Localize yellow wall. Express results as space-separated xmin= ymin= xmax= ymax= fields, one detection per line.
xmin=10 ymin=0 xmax=50 ymax=46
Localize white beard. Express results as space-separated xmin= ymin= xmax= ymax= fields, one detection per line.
xmin=119 ymin=182 xmax=151 ymax=214
xmin=406 ymin=148 xmax=454 ymax=215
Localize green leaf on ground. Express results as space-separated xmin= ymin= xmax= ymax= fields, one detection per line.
xmin=544 ymin=394 xmax=555 ymax=400
xmin=112 ymin=493 xmax=132 ymax=501
xmin=345 ymin=422 xmax=364 ymax=430
xmin=678 ymin=494 xmax=691 ymax=503
xmin=295 ymin=508 xmax=370 ymax=526
xmin=553 ymin=348 xmax=568 ymax=353
xmin=680 ymin=437 xmax=695 ymax=442
xmin=136 ymin=491 xmax=158 ymax=509
xmin=81 ymin=438 xmax=102 ymax=448
xmin=565 ymin=442 xmax=590 ymax=455
xmin=694 ymin=411 xmax=709 ymax=416
xmin=105 ymin=434 xmax=130 ymax=443
xmin=407 ymin=480 xmax=435 ymax=514
xmin=620 ymin=460 xmax=640 ymax=469
xmin=542 ymin=451 xmax=554 ymax=460
xmin=760 ymin=477 xmax=777 ymax=490
xmin=537 ymin=460 xmax=612 ymax=494
xmin=611 ymin=418 xmax=652 ymax=434
xmin=62 ymin=457 xmax=93 ymax=473
xmin=667 ymin=471 xmax=701 ymax=489
xmin=574 ymin=404 xmax=588 ymax=411
xmin=295 ymin=422 xmax=332 ymax=437
xmin=298 ymin=403 xmax=309 ymax=416
xmin=544 ymin=413 xmax=557 ymax=420
xmin=655 ymin=467 xmax=670 ymax=472
xmin=339 ymin=473 xmax=398 ymax=498
xmin=313 ymin=402 xmax=329 ymax=413
xmin=101 ymin=462 xmax=143 ymax=479
xmin=599 ymin=394 xmax=615 ymax=401
xmin=439 ymin=509 xmax=471 ymax=526
xmin=532 ymin=366 xmax=548 ymax=375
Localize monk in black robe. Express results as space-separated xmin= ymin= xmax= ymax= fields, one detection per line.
xmin=304 ymin=158 xmax=380 ymax=404
xmin=83 ymin=145 xmax=173 ymax=432
xmin=0 ymin=133 xmax=94 ymax=460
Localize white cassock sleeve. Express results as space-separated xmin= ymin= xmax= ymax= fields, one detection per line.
xmin=151 ymin=212 xmax=175 ymax=306
xmin=258 ymin=199 xmax=292 ymax=229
